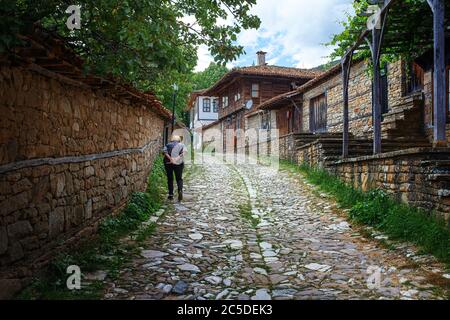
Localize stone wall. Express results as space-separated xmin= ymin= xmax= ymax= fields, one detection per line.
xmin=202 ymin=122 xmax=221 ymax=153
xmin=330 ymin=149 xmax=450 ymax=220
xmin=297 ymin=141 xmax=325 ymax=168
xmin=243 ymin=111 xmax=278 ymax=159
xmin=301 ymin=60 xmax=372 ymax=136
xmin=422 ymin=69 xmax=450 ymax=144
xmin=300 ymin=59 xmax=417 ymax=138
xmin=279 ymin=134 xmax=301 ymax=163
xmin=295 ymin=141 xmax=450 ymax=219
xmin=0 ymin=65 xmax=166 ymax=288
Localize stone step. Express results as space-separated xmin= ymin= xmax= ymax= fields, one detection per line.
xmin=427 ymin=174 xmax=450 ymax=181
xmin=321 ymin=140 xmax=428 ymax=148
xmin=381 ymin=118 xmax=423 ymax=130
xmin=381 ymin=96 xmax=424 ymax=140
xmin=421 ymin=160 xmax=450 ymax=167
xmin=295 ymin=135 xmax=431 ymax=155
xmin=431 ymin=176 xmax=450 ymax=185
xmin=381 ymin=130 xmax=427 ymax=140
xmin=382 ymin=109 xmax=421 ymax=124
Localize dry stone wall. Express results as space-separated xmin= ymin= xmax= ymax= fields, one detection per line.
xmin=330 ymin=149 xmax=450 ymax=220
xmin=300 ymin=59 xmax=414 ymax=138
xmin=422 ymin=69 xmax=450 ymax=144
xmin=0 ymin=65 xmax=165 ymax=285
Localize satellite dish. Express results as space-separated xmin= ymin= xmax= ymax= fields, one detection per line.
xmin=245 ymin=100 xmax=253 ymax=110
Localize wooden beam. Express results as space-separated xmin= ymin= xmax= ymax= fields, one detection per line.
xmin=372 ymin=27 xmax=383 ymax=154
xmin=341 ymin=52 xmax=353 ymax=158
xmin=343 ymin=0 xmax=398 ymax=58
xmin=429 ymin=0 xmax=447 ymax=146
xmin=367 ymin=5 xmax=390 ymax=155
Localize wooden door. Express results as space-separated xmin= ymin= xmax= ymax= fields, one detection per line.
xmin=447 ymin=65 xmax=450 ymax=122
xmin=381 ymin=65 xmax=389 ymax=115
xmin=310 ymin=94 xmax=327 ymax=133
xmin=292 ymin=105 xmax=302 ymax=133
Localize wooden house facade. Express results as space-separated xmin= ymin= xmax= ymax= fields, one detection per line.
xmin=202 ymin=52 xmax=320 ymax=155
xmin=257 ymin=0 xmax=450 ymax=218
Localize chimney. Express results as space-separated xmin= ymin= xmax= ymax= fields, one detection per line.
xmin=256 ymin=51 xmax=267 ymax=66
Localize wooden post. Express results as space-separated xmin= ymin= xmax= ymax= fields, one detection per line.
xmin=428 ymin=0 xmax=447 ymax=146
xmin=372 ymin=26 xmax=382 ymax=154
xmin=341 ymin=53 xmax=352 ymax=158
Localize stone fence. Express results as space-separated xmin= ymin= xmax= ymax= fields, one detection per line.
xmin=330 ymin=148 xmax=450 ymax=220
xmin=295 ymin=140 xmax=450 ymax=220
xmin=0 ymin=61 xmax=168 ymax=296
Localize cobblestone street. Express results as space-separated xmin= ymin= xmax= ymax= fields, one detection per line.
xmin=103 ymin=157 xmax=448 ymax=300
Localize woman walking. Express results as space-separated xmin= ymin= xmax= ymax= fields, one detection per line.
xmin=163 ymin=135 xmax=187 ymax=201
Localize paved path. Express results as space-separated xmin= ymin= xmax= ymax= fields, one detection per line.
xmin=103 ymin=157 xmax=448 ymax=300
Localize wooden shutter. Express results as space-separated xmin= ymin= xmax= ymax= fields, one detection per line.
xmin=310 ymin=94 xmax=327 ymax=133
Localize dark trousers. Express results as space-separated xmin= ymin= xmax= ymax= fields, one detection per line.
xmin=164 ymin=163 xmax=184 ymax=196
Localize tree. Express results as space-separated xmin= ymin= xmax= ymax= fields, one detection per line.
xmin=151 ymin=69 xmax=194 ymax=126
xmin=152 ymin=62 xmax=229 ymax=126
xmin=327 ymin=0 xmax=440 ymax=65
xmin=0 ymin=0 xmax=260 ymax=89
xmin=191 ymin=62 xmax=229 ymax=91
xmin=327 ymin=0 xmax=371 ymax=62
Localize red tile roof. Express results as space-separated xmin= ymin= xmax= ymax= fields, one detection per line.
xmin=258 ymin=59 xmax=368 ymax=111
xmin=258 ymin=63 xmax=343 ymax=110
xmin=9 ymin=25 xmax=172 ymax=121
xmin=203 ymin=65 xmax=322 ymax=95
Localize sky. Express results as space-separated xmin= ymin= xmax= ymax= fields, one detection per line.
xmin=195 ymin=0 xmax=354 ymax=72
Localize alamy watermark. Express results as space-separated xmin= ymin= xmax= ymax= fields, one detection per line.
xmin=366 ymin=266 xmax=382 ymax=290
xmin=366 ymin=4 xmax=382 ymax=30
xmin=66 ymin=265 xmax=81 ymax=290
xmin=172 ymin=127 xmax=281 ymax=171
xmin=66 ymin=5 xmax=81 ymax=30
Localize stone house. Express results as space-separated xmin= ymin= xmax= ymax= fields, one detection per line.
xmin=257 ymin=1 xmax=450 ymax=219
xmin=199 ymin=120 xmax=222 ymax=156
xmin=201 ymin=52 xmax=321 ymax=156
xmin=0 ymin=27 xmax=171 ymax=296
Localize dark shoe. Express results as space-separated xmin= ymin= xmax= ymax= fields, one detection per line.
xmin=178 ymin=191 xmax=183 ymax=202
xmin=168 ymin=195 xmax=174 ymax=201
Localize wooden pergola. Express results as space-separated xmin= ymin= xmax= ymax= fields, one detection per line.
xmin=341 ymin=0 xmax=449 ymax=157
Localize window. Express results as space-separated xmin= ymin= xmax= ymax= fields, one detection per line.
xmin=261 ymin=111 xmax=270 ymax=130
xmin=405 ymin=62 xmax=424 ymax=96
xmin=222 ymin=96 xmax=229 ymax=108
xmin=251 ymin=84 xmax=259 ymax=98
xmin=309 ymin=94 xmax=327 ymax=133
xmin=203 ymin=98 xmax=211 ymax=113
xmin=212 ymin=99 xmax=218 ymax=113
xmin=234 ymin=92 xmax=241 ymax=102
xmin=447 ymin=66 xmax=450 ymax=121
xmin=380 ymin=64 xmax=389 ymax=114
xmin=236 ymin=113 xmax=241 ymax=130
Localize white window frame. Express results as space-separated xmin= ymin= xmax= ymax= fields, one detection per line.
xmin=203 ymin=98 xmax=211 ymax=113
xmin=222 ymin=96 xmax=229 ymax=108
xmin=251 ymin=84 xmax=259 ymax=98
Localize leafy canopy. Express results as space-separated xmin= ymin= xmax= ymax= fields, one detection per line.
xmin=154 ymin=62 xmax=228 ymax=125
xmin=328 ymin=0 xmax=437 ymax=64
xmin=1 ymin=0 xmax=260 ymax=88
xmin=191 ymin=62 xmax=229 ymax=91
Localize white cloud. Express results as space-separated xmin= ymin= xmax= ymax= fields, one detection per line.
xmin=194 ymin=0 xmax=354 ymax=71
xmin=194 ymin=45 xmax=214 ymax=72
